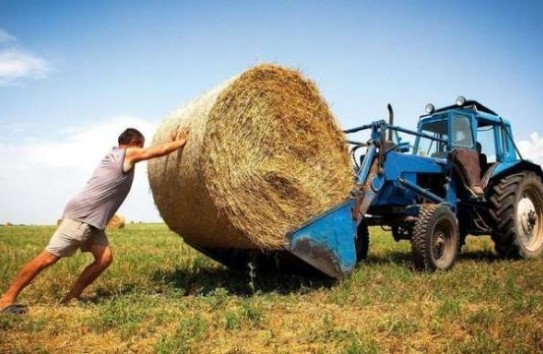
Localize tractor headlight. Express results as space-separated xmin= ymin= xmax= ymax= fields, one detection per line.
xmin=456 ymin=96 xmax=466 ymax=106
xmin=425 ymin=103 xmax=435 ymax=114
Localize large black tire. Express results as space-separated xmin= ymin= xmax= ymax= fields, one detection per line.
xmin=488 ymin=172 xmax=543 ymax=258
xmin=355 ymin=221 xmax=369 ymax=262
xmin=411 ymin=204 xmax=459 ymax=271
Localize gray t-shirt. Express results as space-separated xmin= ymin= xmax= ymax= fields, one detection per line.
xmin=63 ymin=148 xmax=135 ymax=230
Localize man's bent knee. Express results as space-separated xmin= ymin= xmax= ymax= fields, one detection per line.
xmin=100 ymin=253 xmax=113 ymax=268
xmin=91 ymin=245 xmax=113 ymax=268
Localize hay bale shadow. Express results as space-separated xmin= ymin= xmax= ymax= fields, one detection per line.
xmin=152 ymin=266 xmax=335 ymax=297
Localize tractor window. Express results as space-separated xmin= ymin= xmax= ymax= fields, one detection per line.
xmin=477 ymin=125 xmax=497 ymax=163
xmin=451 ymin=115 xmax=474 ymax=148
xmin=418 ymin=120 xmax=448 ymax=157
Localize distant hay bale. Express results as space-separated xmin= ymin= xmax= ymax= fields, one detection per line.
xmin=106 ymin=214 xmax=126 ymax=230
xmin=148 ymin=64 xmax=353 ymax=250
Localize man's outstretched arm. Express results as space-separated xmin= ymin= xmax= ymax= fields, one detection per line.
xmin=124 ymin=128 xmax=189 ymax=170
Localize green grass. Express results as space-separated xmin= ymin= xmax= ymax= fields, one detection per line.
xmin=1 ymin=224 xmax=543 ymax=353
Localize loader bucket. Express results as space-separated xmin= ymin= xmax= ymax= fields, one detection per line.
xmin=285 ymin=199 xmax=357 ymax=278
xmin=186 ymin=199 xmax=357 ymax=279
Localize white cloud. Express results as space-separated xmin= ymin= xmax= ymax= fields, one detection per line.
xmin=0 ymin=116 xmax=156 ymax=170
xmin=517 ymin=132 xmax=543 ymax=166
xmin=0 ymin=29 xmax=53 ymax=85
xmin=25 ymin=116 xmax=156 ymax=169
xmin=0 ymin=116 xmax=161 ymax=225
xmin=0 ymin=49 xmax=51 ymax=81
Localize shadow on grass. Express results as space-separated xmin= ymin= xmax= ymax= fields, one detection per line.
xmin=152 ymin=266 xmax=335 ymax=297
xmin=366 ymin=248 xmax=503 ymax=268
xmin=366 ymin=251 xmax=412 ymax=266
xmin=80 ymin=283 xmax=142 ymax=303
xmin=458 ymin=249 xmax=500 ymax=262
xmin=150 ymin=249 xmax=505 ymax=298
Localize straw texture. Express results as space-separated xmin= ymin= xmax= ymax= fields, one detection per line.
xmin=57 ymin=214 xmax=126 ymax=229
xmin=106 ymin=214 xmax=126 ymax=230
xmin=148 ymin=64 xmax=352 ymax=250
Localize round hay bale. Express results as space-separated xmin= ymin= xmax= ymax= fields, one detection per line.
xmin=106 ymin=214 xmax=126 ymax=230
xmin=148 ymin=64 xmax=353 ymax=250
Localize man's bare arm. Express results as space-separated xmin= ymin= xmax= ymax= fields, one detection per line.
xmin=124 ymin=128 xmax=189 ymax=170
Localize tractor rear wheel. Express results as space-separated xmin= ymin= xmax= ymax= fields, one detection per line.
xmin=355 ymin=221 xmax=369 ymax=262
xmin=411 ymin=204 xmax=459 ymax=271
xmin=488 ymin=172 xmax=543 ymax=258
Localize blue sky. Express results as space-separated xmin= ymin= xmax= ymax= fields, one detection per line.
xmin=1 ymin=0 xmax=542 ymax=224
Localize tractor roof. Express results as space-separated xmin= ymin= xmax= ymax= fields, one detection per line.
xmin=419 ymin=98 xmax=511 ymax=128
xmin=432 ymin=100 xmax=498 ymax=116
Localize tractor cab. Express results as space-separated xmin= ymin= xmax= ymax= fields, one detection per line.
xmin=414 ymin=96 xmax=519 ymax=196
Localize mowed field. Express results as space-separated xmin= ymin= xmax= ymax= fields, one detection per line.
xmin=1 ymin=224 xmax=542 ymax=354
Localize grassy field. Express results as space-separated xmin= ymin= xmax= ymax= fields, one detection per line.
xmin=1 ymin=224 xmax=542 ymax=354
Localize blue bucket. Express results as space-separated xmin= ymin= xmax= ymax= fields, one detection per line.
xmin=286 ymin=199 xmax=357 ymax=278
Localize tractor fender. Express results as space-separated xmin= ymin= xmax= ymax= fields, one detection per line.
xmin=487 ymin=160 xmax=543 ymax=186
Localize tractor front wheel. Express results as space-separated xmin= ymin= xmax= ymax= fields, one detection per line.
xmin=411 ymin=204 xmax=459 ymax=271
xmin=488 ymin=172 xmax=543 ymax=258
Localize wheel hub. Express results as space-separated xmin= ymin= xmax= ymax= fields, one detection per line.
xmin=518 ymin=197 xmax=537 ymax=243
xmin=433 ymin=231 xmax=447 ymax=259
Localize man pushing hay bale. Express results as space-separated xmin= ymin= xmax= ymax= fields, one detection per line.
xmin=148 ymin=64 xmax=353 ymax=250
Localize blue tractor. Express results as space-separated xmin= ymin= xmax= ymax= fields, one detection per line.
xmin=285 ymin=96 xmax=543 ymax=277
xmin=191 ymin=97 xmax=543 ymax=278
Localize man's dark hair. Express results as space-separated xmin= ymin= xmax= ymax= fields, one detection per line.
xmin=118 ymin=128 xmax=145 ymax=145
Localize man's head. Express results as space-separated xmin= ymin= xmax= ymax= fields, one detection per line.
xmin=118 ymin=128 xmax=145 ymax=148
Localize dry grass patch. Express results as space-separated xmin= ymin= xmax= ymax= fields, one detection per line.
xmin=2 ymin=225 xmax=543 ymax=353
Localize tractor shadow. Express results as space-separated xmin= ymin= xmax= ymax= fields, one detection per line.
xmin=365 ymin=248 xmax=502 ymax=269
xmin=366 ymin=251 xmax=413 ymax=266
xmin=457 ymin=249 xmax=501 ymax=263
xmin=151 ymin=266 xmax=335 ymax=297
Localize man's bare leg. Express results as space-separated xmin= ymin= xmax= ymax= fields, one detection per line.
xmin=0 ymin=250 xmax=60 ymax=310
xmin=60 ymin=244 xmax=113 ymax=304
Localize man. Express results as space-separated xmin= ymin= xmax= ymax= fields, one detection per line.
xmin=0 ymin=127 xmax=189 ymax=314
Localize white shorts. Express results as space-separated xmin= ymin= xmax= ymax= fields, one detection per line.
xmin=45 ymin=219 xmax=109 ymax=257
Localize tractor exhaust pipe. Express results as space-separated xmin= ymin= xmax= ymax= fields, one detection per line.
xmin=387 ymin=104 xmax=394 ymax=141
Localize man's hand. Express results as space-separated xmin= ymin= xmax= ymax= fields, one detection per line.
xmin=172 ymin=126 xmax=190 ymax=143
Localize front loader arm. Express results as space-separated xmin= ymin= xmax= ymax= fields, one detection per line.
xmin=352 ymin=143 xmax=383 ymax=224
